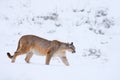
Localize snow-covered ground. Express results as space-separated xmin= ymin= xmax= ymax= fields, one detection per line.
xmin=0 ymin=0 xmax=120 ymax=80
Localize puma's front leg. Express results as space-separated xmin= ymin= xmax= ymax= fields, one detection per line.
xmin=45 ymin=52 xmax=53 ymax=65
xmin=45 ymin=48 xmax=54 ymax=65
xmin=60 ymin=56 xmax=69 ymax=66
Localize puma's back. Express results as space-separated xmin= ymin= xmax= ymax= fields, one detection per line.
xmin=18 ymin=35 xmax=51 ymax=55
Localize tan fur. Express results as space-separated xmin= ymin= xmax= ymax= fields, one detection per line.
xmin=7 ymin=35 xmax=76 ymax=66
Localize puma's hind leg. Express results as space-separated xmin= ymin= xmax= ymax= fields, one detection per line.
xmin=25 ymin=52 xmax=33 ymax=63
xmin=11 ymin=51 xmax=22 ymax=63
xmin=11 ymin=45 xmax=30 ymax=63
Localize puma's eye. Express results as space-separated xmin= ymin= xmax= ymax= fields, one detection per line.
xmin=68 ymin=44 xmax=73 ymax=48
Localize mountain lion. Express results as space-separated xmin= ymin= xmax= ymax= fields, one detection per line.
xmin=7 ymin=35 xmax=76 ymax=66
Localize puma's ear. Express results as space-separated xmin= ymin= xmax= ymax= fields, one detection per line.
xmin=71 ymin=42 xmax=73 ymax=45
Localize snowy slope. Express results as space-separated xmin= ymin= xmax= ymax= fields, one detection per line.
xmin=0 ymin=0 xmax=120 ymax=80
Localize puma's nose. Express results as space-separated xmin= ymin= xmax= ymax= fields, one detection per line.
xmin=72 ymin=50 xmax=76 ymax=53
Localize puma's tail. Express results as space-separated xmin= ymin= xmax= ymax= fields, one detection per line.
xmin=7 ymin=52 xmax=13 ymax=59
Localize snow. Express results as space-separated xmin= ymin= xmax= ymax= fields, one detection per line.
xmin=0 ymin=0 xmax=120 ymax=80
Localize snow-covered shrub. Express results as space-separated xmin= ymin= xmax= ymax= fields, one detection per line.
xmin=40 ymin=13 xmax=58 ymax=21
xmin=14 ymin=12 xmax=61 ymax=27
xmin=82 ymin=48 xmax=102 ymax=59
xmin=88 ymin=8 xmax=115 ymax=35
xmin=73 ymin=8 xmax=115 ymax=35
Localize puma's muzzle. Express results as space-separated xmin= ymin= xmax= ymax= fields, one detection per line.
xmin=72 ymin=50 xmax=76 ymax=53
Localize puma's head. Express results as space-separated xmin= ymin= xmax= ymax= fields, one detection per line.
xmin=61 ymin=42 xmax=76 ymax=53
xmin=67 ymin=42 xmax=76 ymax=53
